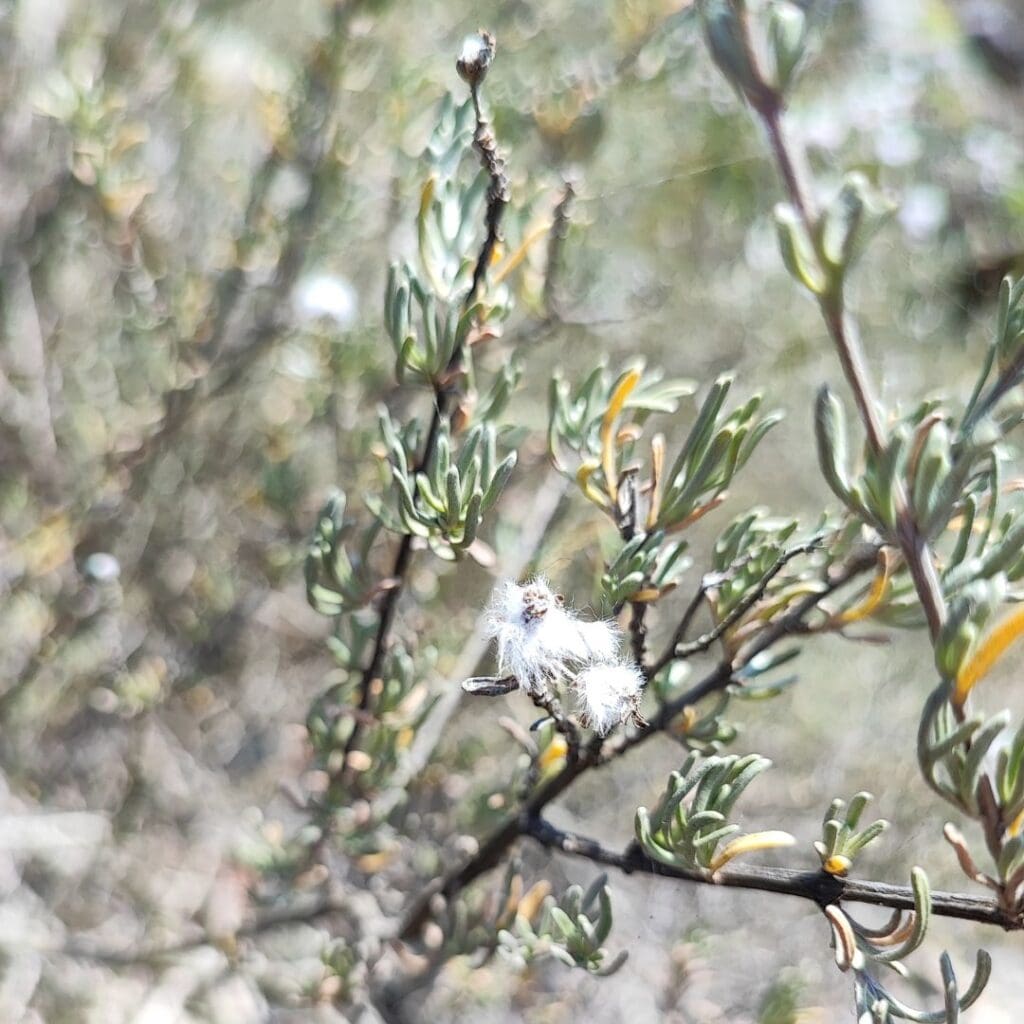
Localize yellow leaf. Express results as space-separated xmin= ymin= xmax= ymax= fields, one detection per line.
xmin=417 ymin=175 xmax=446 ymax=296
xmin=670 ymin=705 xmax=699 ymax=736
xmin=665 ymin=493 xmax=728 ymax=534
xmin=576 ymin=460 xmax=611 ymax=510
xmin=515 ymin=880 xmax=552 ymax=923
xmin=709 ymin=830 xmax=795 ymax=874
xmin=1008 ymin=807 xmax=1024 ymax=838
xmin=824 ymin=905 xmax=858 ymax=972
xmin=647 ymin=433 xmax=665 ymax=530
xmin=954 ymin=604 xmax=1024 ymax=706
xmin=538 ymin=736 xmax=568 ymax=772
xmin=823 ymin=854 xmax=852 ymax=877
xmin=504 ymin=874 xmax=524 ymax=918
xmin=836 ymin=549 xmax=893 ymax=625
xmin=600 ymin=368 xmax=641 ymax=502
xmin=492 ymin=220 xmax=551 ymax=284
xmin=746 ymin=582 xmax=823 ymax=626
xmin=418 ymin=175 xmax=436 ymax=222
xmin=357 ymin=850 xmax=395 ymax=873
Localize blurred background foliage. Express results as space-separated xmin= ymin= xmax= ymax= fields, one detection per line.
xmin=1 ymin=0 xmax=1023 ymax=1020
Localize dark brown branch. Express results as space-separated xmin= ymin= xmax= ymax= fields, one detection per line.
xmin=525 ymin=818 xmax=1022 ymax=931
xmin=649 ymin=539 xmax=823 ymax=679
xmin=614 ymin=470 xmax=652 ymax=669
xmin=628 ymin=599 xmax=650 ymax=672
xmin=649 ymin=572 xmax=709 ymax=679
xmin=323 ymin=30 xmax=511 ymax=802
xmin=399 ymin=549 xmax=878 ymax=940
xmin=619 ymin=546 xmax=877 ymax=757
xmin=529 ymin=687 xmax=582 ymax=761
xmin=467 ymin=70 xmax=511 ymax=305
xmin=755 ymin=92 xmax=947 ymax=642
xmin=331 ymin=515 xmax=422 ymax=794
xmin=399 ymin=734 xmax=601 ymax=940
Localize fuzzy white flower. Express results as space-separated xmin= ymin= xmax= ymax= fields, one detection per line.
xmin=572 ymin=662 xmax=645 ymax=736
xmin=485 ymin=577 xmax=622 ymax=694
xmin=575 ymin=618 xmax=620 ymax=663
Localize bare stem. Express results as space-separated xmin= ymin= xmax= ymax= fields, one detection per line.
xmin=526 ymin=818 xmax=1022 ymax=931
xmin=530 ymin=687 xmax=582 ymax=760
xmin=321 ymin=37 xmax=511 ymax=806
xmin=467 ymin=80 xmax=511 ymax=305
xmin=649 ymin=538 xmax=822 ymax=678
xmin=615 ymin=470 xmax=652 ymax=670
xmin=756 ymin=97 xmax=946 ymax=641
xmin=399 ymin=549 xmax=878 ymax=940
xmin=55 ymin=892 xmax=354 ymax=967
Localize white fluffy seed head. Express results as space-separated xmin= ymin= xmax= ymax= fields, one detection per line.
xmin=576 ymin=619 xmax=621 ymax=663
xmin=572 ymin=662 xmax=645 ymax=736
xmin=485 ymin=578 xmax=623 ymax=694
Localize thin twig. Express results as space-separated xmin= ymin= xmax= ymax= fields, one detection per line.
xmin=467 ymin=68 xmax=511 ymax=305
xmin=614 ymin=470 xmax=653 ymax=669
xmin=55 ymin=893 xmax=353 ymax=967
xmin=674 ymin=540 xmax=822 ymax=656
xmin=543 ymin=181 xmax=574 ymax=318
xmin=649 ymin=575 xmax=709 ymax=680
xmin=399 ymin=549 xmax=877 ymax=939
xmin=323 ymin=34 xmax=511 ymax=801
xmin=525 ymin=818 xmax=1021 ymax=931
xmin=529 ymin=687 xmax=581 ymax=761
xmin=755 ymin=93 xmax=947 ymax=642
xmin=648 ymin=539 xmax=822 ymax=678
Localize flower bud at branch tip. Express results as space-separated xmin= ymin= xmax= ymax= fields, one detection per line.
xmin=456 ymin=30 xmax=495 ymax=88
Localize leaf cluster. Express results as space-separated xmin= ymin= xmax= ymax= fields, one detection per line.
xmin=635 ymin=752 xmax=793 ymax=873
xmin=371 ymin=411 xmax=516 ymax=558
xmin=497 ymin=874 xmax=627 ymax=976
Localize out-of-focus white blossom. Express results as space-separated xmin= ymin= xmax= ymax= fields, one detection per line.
xmin=485 ymin=577 xmax=621 ymax=694
xmin=572 ymin=663 xmax=645 ymax=736
xmin=293 ymin=272 xmax=358 ymax=327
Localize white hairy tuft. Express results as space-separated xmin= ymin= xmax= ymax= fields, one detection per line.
xmin=485 ymin=577 xmax=622 ymax=694
xmin=571 ymin=662 xmax=645 ymax=736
